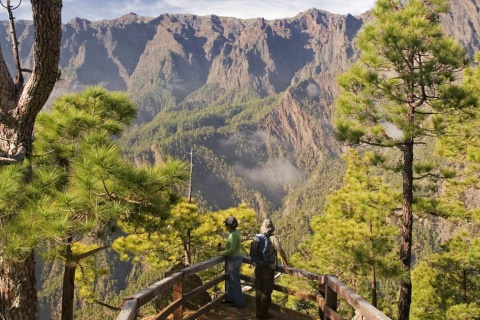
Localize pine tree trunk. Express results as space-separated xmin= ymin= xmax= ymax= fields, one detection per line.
xmin=369 ymin=221 xmax=377 ymax=308
xmin=0 ymin=1 xmax=62 ymax=319
xmin=61 ymin=240 xmax=76 ymax=320
xmin=61 ymin=263 xmax=76 ymax=320
xmin=398 ymin=138 xmax=414 ymax=320
xmin=0 ymin=251 xmax=38 ymax=320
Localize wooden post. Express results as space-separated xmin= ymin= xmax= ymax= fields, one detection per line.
xmin=325 ymin=277 xmax=338 ymax=320
xmin=173 ymin=279 xmax=183 ymax=320
xmin=224 ymin=257 xmax=228 ymax=298
xmin=318 ymin=283 xmax=326 ymax=320
xmin=318 ymin=277 xmax=337 ymax=320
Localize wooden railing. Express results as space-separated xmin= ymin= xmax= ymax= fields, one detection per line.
xmin=116 ymin=255 xmax=391 ymax=320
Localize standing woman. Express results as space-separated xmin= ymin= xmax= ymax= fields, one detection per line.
xmin=220 ymin=216 xmax=246 ymax=308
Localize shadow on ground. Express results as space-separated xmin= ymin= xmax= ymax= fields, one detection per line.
xmin=193 ymin=294 xmax=315 ymax=320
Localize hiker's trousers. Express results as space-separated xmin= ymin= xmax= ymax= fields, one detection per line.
xmin=226 ymin=255 xmax=245 ymax=306
xmin=254 ymin=265 xmax=275 ymax=318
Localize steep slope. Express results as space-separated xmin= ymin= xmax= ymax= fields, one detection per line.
xmin=1 ymin=2 xmax=480 ymax=314
xmin=2 ymin=0 xmax=479 ymax=239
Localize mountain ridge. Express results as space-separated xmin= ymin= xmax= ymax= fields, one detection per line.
xmin=2 ymin=0 xmax=479 ymax=227
xmin=2 ymin=2 xmax=480 ymax=317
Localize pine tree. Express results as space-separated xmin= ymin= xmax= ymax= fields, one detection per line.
xmin=112 ymin=203 xmax=258 ymax=317
xmin=16 ymin=87 xmax=189 ymax=320
xmin=411 ymin=232 xmax=480 ymax=319
xmin=333 ymin=1 xmax=478 ymax=318
xmin=436 ymin=53 xmax=480 ymax=222
xmin=113 ymin=203 xmax=258 ymax=272
xmin=411 ymin=53 xmax=480 ymax=319
xmin=296 ymin=149 xmax=400 ymax=316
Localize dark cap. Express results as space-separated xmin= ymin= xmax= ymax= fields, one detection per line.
xmin=223 ymin=216 xmax=238 ymax=229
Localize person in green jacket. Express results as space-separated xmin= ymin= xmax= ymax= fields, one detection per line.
xmin=220 ymin=216 xmax=245 ymax=308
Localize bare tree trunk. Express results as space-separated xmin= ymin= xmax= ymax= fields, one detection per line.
xmin=398 ymin=138 xmax=414 ymax=320
xmin=0 ymin=251 xmax=38 ymax=320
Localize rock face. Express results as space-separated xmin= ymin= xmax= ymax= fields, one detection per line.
xmin=1 ymin=0 xmax=479 ymax=221
xmin=1 ymin=0 xmax=479 ymax=230
xmin=0 ymin=7 xmax=366 ymax=218
xmin=1 ymin=2 xmax=478 ymax=117
xmin=1 ymin=9 xmax=362 ymax=119
xmin=1 ymin=2 xmax=479 ymax=317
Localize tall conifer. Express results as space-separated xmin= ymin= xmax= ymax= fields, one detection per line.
xmin=18 ymin=87 xmax=189 ymax=320
xmin=299 ymin=149 xmax=399 ymax=315
xmin=333 ymin=0 xmax=478 ymax=318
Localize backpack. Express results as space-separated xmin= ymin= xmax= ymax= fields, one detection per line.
xmin=249 ymin=233 xmax=276 ymax=267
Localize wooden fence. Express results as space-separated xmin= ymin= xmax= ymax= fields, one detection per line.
xmin=116 ymin=255 xmax=391 ymax=320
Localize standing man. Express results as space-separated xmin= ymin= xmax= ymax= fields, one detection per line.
xmin=220 ymin=216 xmax=246 ymax=308
xmin=255 ymin=219 xmax=289 ymax=320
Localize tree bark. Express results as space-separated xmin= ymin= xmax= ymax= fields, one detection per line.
xmin=0 ymin=251 xmax=38 ymax=320
xmin=369 ymin=221 xmax=377 ymax=308
xmin=0 ymin=1 xmax=62 ymax=319
xmin=61 ymin=244 xmax=109 ymax=320
xmin=61 ymin=262 xmax=76 ymax=320
xmin=61 ymin=239 xmax=75 ymax=320
xmin=0 ymin=0 xmax=62 ymax=158
xmin=398 ymin=136 xmax=414 ymax=320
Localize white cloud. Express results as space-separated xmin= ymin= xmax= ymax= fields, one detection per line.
xmin=0 ymin=0 xmax=375 ymax=22
xmin=233 ymin=158 xmax=305 ymax=191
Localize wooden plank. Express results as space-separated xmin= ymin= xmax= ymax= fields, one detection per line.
xmin=181 ymin=256 xmax=224 ymax=277
xmin=173 ymin=280 xmax=183 ymax=320
xmin=183 ymin=274 xmax=225 ymax=303
xmin=240 ymin=274 xmax=255 ymax=284
xmin=244 ymin=295 xmax=313 ymax=320
xmin=241 ymin=255 xmax=252 ymax=264
xmin=132 ymin=272 xmax=184 ymax=307
xmin=154 ymin=274 xmax=226 ymax=320
xmin=324 ymin=277 xmax=338 ymax=320
xmin=272 ymin=283 xmax=317 ymax=302
xmin=242 ymin=255 xmax=321 ymax=282
xmin=326 ymin=276 xmax=391 ymax=320
xmin=316 ymin=295 xmax=343 ymax=320
xmin=317 ymin=274 xmax=327 ymax=285
xmin=182 ymin=293 xmax=227 ymax=320
xmin=116 ymin=299 xmax=138 ymax=320
xmin=276 ymin=265 xmax=322 ymax=282
xmin=154 ymin=298 xmax=184 ymax=320
xmin=269 ymin=302 xmax=315 ymax=320
xmin=116 ymin=255 xmax=390 ymax=320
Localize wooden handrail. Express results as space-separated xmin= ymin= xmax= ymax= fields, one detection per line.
xmin=116 ymin=255 xmax=391 ymax=320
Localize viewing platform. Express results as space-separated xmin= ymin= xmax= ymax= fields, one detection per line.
xmin=117 ymin=256 xmax=391 ymax=320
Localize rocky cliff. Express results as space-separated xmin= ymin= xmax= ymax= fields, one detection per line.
xmin=1 ymin=0 xmax=479 ymax=238
xmin=2 ymin=2 xmax=480 ymax=317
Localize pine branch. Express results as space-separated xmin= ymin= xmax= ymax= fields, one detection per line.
xmin=73 ymin=245 xmax=110 ymax=262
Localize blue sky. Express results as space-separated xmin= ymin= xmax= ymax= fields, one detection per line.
xmin=0 ymin=0 xmax=376 ymax=22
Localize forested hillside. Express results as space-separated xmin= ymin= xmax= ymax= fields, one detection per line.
xmin=1 ymin=1 xmax=480 ymax=318
xmin=1 ymin=2 xmax=479 ymax=247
